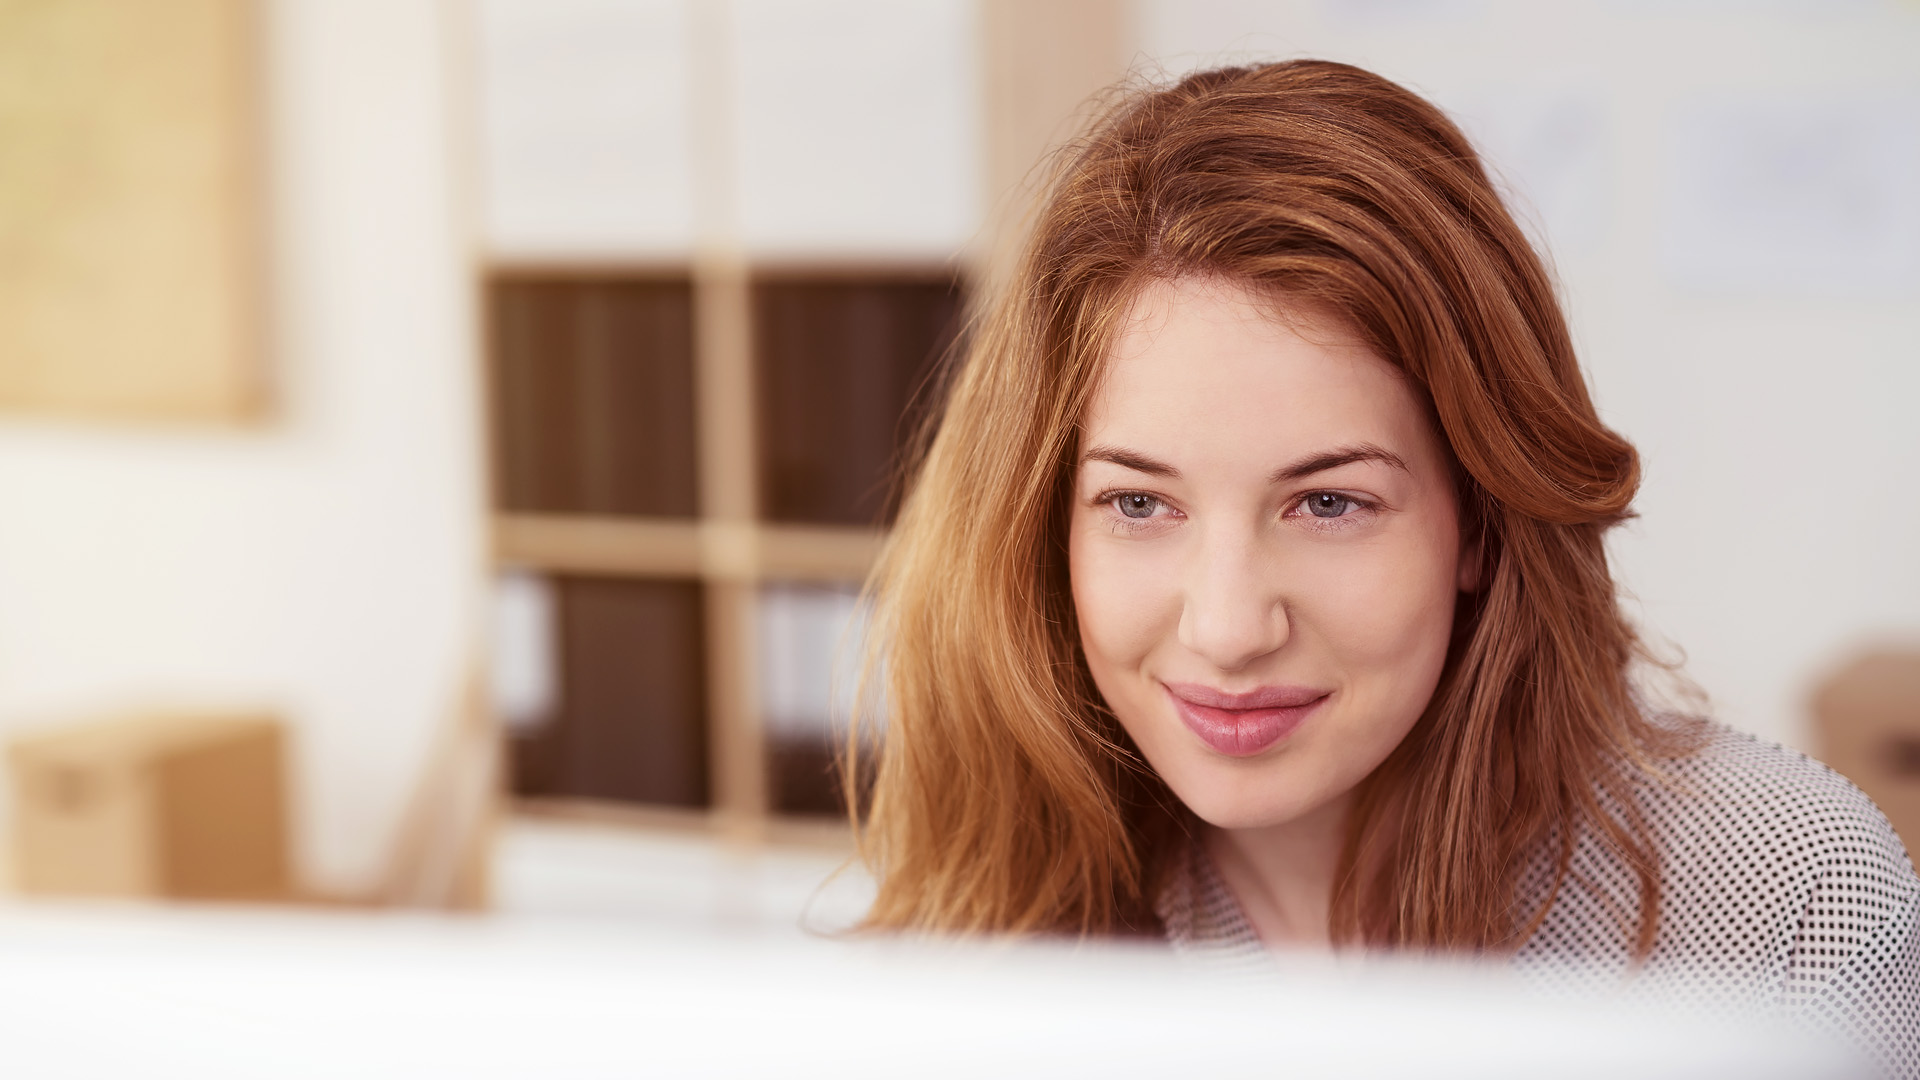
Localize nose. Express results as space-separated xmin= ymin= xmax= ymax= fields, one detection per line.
xmin=1176 ymin=524 xmax=1290 ymax=671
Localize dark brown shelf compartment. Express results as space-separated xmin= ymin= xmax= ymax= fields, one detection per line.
xmin=487 ymin=271 xmax=700 ymax=520
xmin=508 ymin=575 xmax=711 ymax=810
xmin=752 ymin=268 xmax=966 ymax=527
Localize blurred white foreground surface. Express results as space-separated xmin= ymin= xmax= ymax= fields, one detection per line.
xmin=0 ymin=897 xmax=1865 ymax=1079
xmin=489 ymin=815 xmax=873 ymax=933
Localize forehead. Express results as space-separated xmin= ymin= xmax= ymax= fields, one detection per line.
xmin=1084 ymin=277 xmax=1436 ymax=466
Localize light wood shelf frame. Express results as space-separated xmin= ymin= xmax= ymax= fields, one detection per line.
xmin=494 ymin=515 xmax=885 ymax=584
xmin=511 ymin=796 xmax=854 ymax=853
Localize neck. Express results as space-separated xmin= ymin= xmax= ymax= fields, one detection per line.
xmin=1204 ymin=793 xmax=1351 ymax=947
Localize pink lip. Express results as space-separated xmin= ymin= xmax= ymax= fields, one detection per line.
xmin=1162 ymin=681 xmax=1330 ymax=757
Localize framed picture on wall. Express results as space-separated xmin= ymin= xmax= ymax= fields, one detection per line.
xmin=0 ymin=0 xmax=264 ymax=422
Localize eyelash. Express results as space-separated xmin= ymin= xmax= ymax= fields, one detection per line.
xmin=1091 ymin=489 xmax=1378 ymax=533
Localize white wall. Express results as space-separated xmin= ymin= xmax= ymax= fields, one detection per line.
xmin=478 ymin=0 xmax=698 ymax=258
xmin=1134 ymin=0 xmax=1920 ymax=749
xmin=0 ymin=0 xmax=484 ymax=894
xmin=730 ymin=0 xmax=980 ymax=257
xmin=475 ymin=0 xmax=980 ymax=262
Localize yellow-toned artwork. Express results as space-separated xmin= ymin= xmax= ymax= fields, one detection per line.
xmin=0 ymin=0 xmax=261 ymax=421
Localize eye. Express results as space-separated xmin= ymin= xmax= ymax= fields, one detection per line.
xmin=1302 ymin=492 xmax=1360 ymax=519
xmin=1113 ymin=493 xmax=1163 ymax=519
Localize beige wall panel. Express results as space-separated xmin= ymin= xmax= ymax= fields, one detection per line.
xmin=977 ymin=0 xmax=1132 ymax=287
xmin=0 ymin=0 xmax=261 ymax=421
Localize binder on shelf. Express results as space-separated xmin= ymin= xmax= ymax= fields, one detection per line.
xmin=753 ymin=273 xmax=964 ymax=527
xmin=767 ymin=736 xmax=846 ymax=818
xmin=758 ymin=581 xmax=870 ymax=817
xmin=510 ymin=576 xmax=711 ymax=810
xmin=489 ymin=275 xmax=700 ymax=519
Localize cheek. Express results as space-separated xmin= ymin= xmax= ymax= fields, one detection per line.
xmin=1304 ymin=516 xmax=1461 ymax=694
xmin=1067 ymin=512 xmax=1179 ymax=688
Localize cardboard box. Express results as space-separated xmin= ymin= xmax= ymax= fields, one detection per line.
xmin=8 ymin=713 xmax=289 ymax=901
xmin=1813 ymin=651 xmax=1920 ymax=859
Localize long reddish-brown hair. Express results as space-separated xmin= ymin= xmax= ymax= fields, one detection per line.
xmin=850 ymin=59 xmax=1690 ymax=952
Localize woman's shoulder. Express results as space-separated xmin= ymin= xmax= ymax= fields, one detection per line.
xmin=1523 ymin=719 xmax=1917 ymax=981
xmin=1646 ymin=720 xmax=1915 ymax=888
xmin=1630 ymin=721 xmax=1920 ymax=1074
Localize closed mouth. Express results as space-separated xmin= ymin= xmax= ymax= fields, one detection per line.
xmin=1162 ymin=682 xmax=1330 ymax=757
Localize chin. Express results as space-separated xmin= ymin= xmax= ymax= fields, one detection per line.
xmin=1159 ymin=756 xmax=1333 ymax=831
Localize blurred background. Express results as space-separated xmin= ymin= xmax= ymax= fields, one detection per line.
xmin=0 ymin=0 xmax=1914 ymax=936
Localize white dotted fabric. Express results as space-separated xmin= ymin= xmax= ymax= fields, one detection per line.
xmin=1158 ymin=724 xmax=1920 ymax=1076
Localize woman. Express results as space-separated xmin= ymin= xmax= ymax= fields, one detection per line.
xmin=849 ymin=60 xmax=1917 ymax=1070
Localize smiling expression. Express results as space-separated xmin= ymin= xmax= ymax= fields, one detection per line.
xmin=1067 ymin=276 xmax=1475 ymax=831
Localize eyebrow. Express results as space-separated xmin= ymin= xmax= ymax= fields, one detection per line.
xmin=1081 ymin=445 xmax=1181 ymax=478
xmin=1269 ymin=443 xmax=1411 ymax=483
xmin=1079 ymin=442 xmax=1410 ymax=483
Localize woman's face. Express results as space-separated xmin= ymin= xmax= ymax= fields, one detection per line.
xmin=1068 ymin=276 xmax=1474 ymax=831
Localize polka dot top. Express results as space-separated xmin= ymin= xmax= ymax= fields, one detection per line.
xmin=1156 ymin=723 xmax=1920 ymax=1076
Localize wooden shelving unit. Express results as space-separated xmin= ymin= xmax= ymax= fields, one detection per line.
xmin=469 ymin=0 xmax=1131 ymax=849
xmin=483 ymin=259 xmax=959 ymax=839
